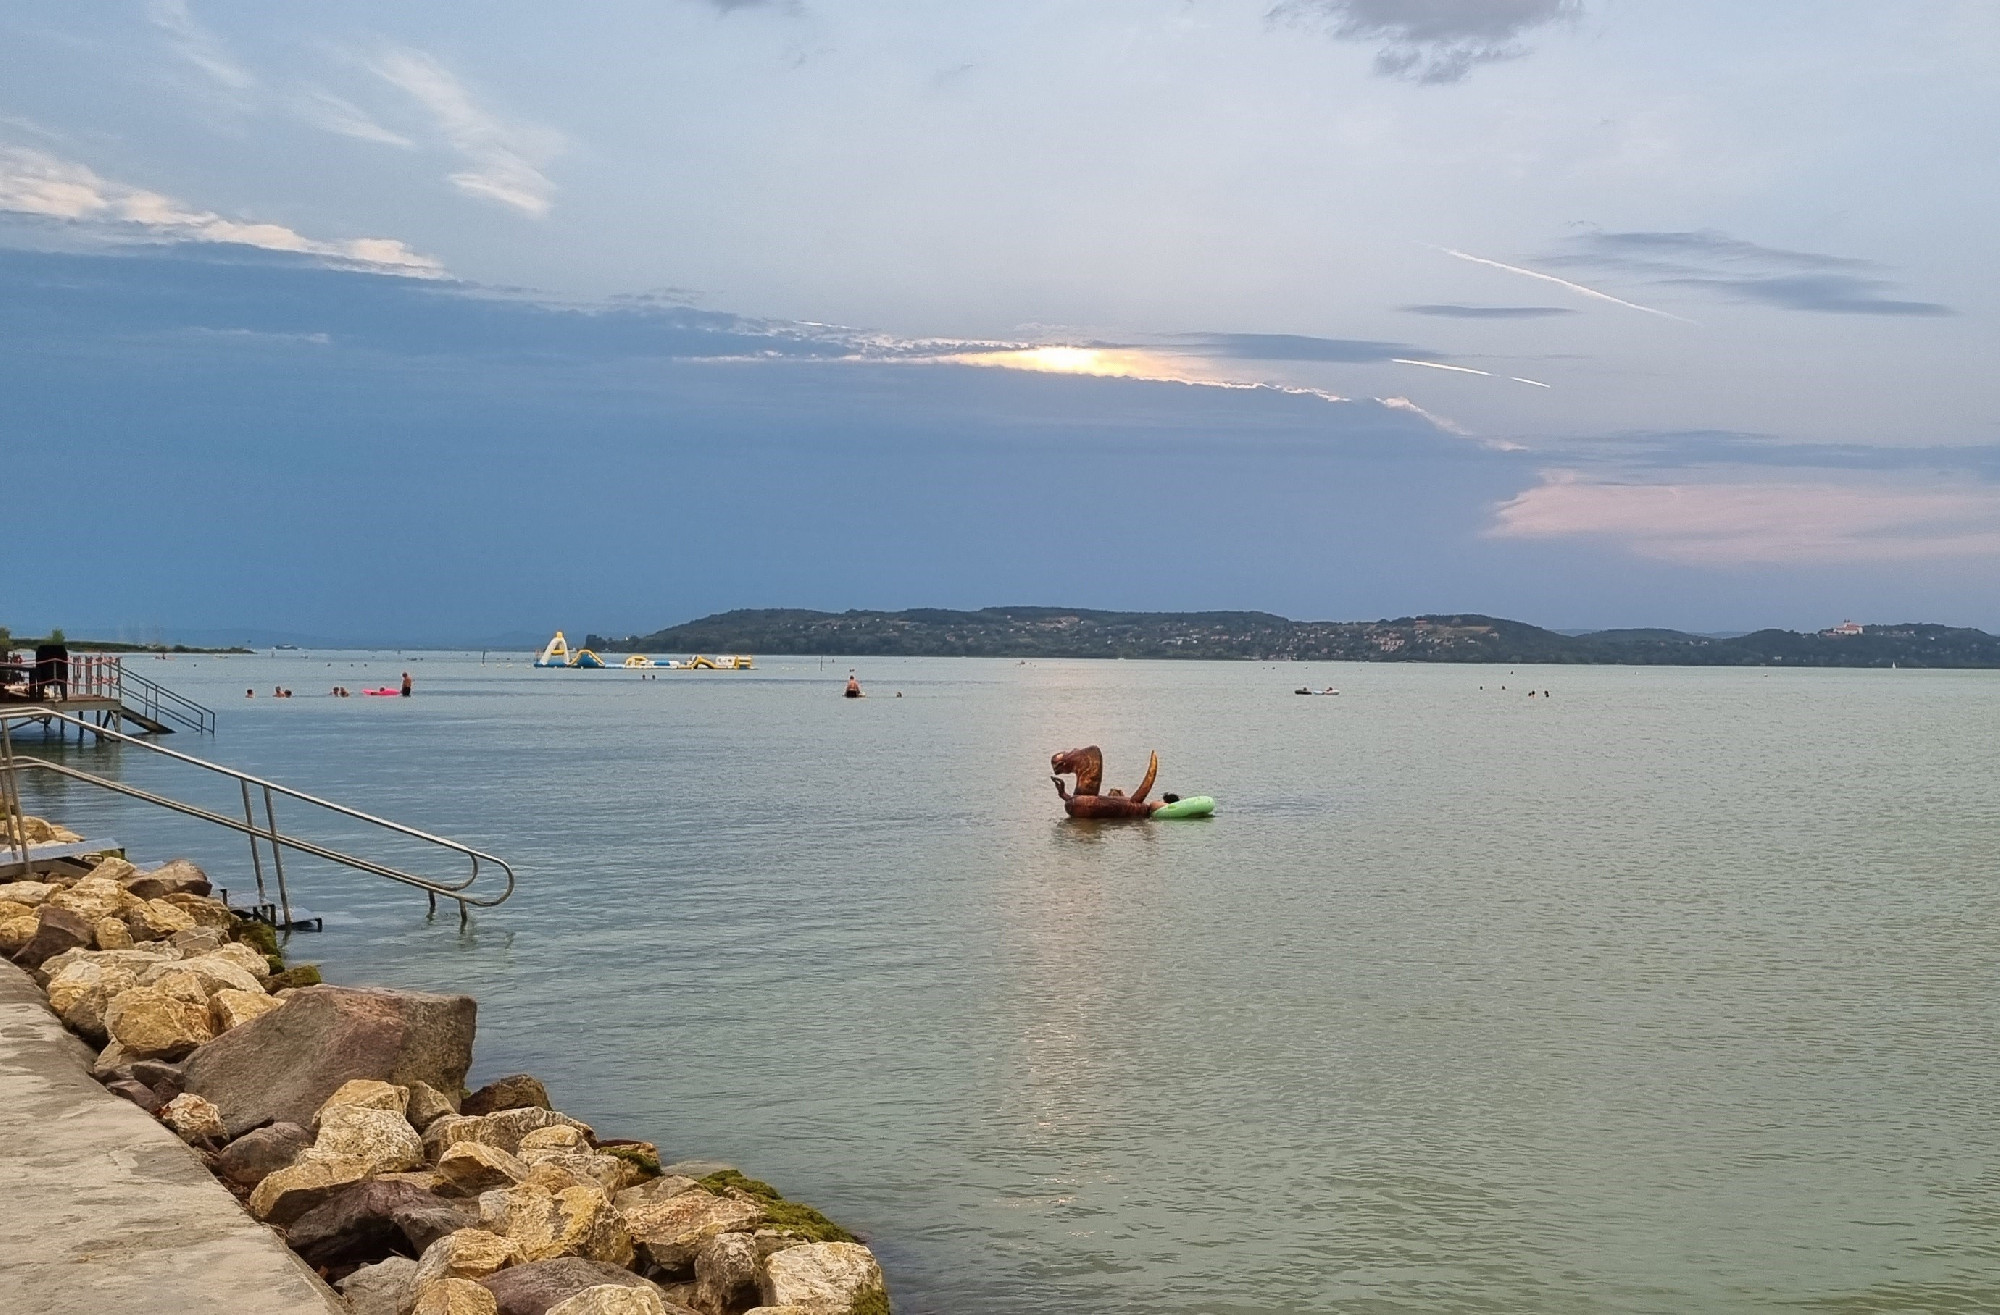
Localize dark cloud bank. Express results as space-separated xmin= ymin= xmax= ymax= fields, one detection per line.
xmin=1552 ymin=229 xmax=1951 ymax=316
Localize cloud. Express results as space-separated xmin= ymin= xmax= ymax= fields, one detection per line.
xmin=369 ymin=49 xmax=559 ymax=216
xmin=1551 ymin=230 xmax=1952 ymax=317
xmin=294 ymin=89 xmax=415 ymax=149
xmin=1164 ymin=332 xmax=1427 ymax=363
xmin=1489 ymin=470 xmax=2000 ymax=564
xmin=0 ymin=145 xmax=440 ymax=275
xmin=1280 ymin=0 xmax=1581 ymax=83
xmin=146 ymin=0 xmax=255 ymax=92
xmin=1401 ymin=304 xmax=1577 ymax=319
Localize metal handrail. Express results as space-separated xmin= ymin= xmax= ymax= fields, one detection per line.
xmin=114 ymin=665 xmax=217 ymax=734
xmin=0 ymin=708 xmax=513 ymax=926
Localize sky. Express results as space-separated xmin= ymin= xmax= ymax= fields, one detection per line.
xmin=4 ymin=1 xmax=1998 ymax=643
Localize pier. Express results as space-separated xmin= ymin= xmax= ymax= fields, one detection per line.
xmin=0 ymin=652 xmax=215 ymax=738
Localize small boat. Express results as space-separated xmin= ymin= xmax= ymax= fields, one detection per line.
xmin=1153 ymin=796 xmax=1216 ymax=819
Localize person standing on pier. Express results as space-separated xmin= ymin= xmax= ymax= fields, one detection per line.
xmin=400 ymin=671 xmax=412 ymax=698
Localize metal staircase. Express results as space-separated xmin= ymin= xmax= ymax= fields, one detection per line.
xmin=1 ymin=710 xmax=515 ymax=927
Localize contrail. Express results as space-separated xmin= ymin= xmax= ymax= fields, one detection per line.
xmin=1393 ymin=358 xmax=1491 ymax=376
xmin=1510 ymin=376 xmax=1552 ymax=388
xmin=1438 ymin=247 xmax=1698 ymax=324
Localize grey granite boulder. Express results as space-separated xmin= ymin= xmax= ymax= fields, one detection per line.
xmin=480 ymin=1258 xmax=676 ymax=1315
xmin=13 ymin=905 xmax=94 ymax=970
xmin=182 ymin=984 xmax=476 ymax=1137
xmin=123 ymin=858 xmax=212 ymax=900
xmin=338 ymin=1255 xmax=420 ymax=1315
xmin=214 ymin=1121 xmax=313 ymax=1188
xmin=463 ymin=1074 xmax=552 ymax=1116
xmin=288 ymin=1176 xmax=478 ymax=1271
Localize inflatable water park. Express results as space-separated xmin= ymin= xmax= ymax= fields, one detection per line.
xmin=533 ymin=631 xmax=754 ymax=671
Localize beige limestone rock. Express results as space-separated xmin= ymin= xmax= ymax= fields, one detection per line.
xmin=249 ymin=1152 xmax=374 ymax=1225
xmin=148 ymin=969 xmax=214 ymax=1007
xmin=104 ymin=984 xmax=214 ymax=1060
xmin=142 ymin=952 xmax=263 ymax=998
xmin=50 ymin=876 xmax=128 ymax=923
xmin=0 ymin=912 xmax=39 ymax=956
xmin=413 ymin=1277 xmax=503 ymax=1315
xmin=211 ymin=986 xmax=284 ymax=1032
xmin=130 ymin=897 xmax=199 ymax=939
xmin=757 ymin=1243 xmax=885 ymax=1315
xmin=612 ymin=1177 xmax=699 ymax=1214
xmin=39 ymin=945 xmax=178 ymax=982
xmin=518 ymin=1125 xmax=589 ymax=1155
xmin=621 ymin=1190 xmax=765 ymax=1272
xmin=122 ymin=857 xmax=212 ymax=900
xmin=160 ymin=890 xmax=234 ymax=927
xmin=424 ymin=1107 xmax=594 ymax=1161
xmin=49 ymin=959 xmax=142 ymax=1045
xmin=739 ymin=1308 xmax=809 ymax=1315
xmin=0 ymin=880 xmax=57 ymax=907
xmin=500 ymin=1184 xmax=635 ymax=1267
xmin=546 ymin=1285 xmax=670 ymax=1315
xmin=693 ymin=1231 xmax=759 ymax=1315
xmin=159 ymin=1092 xmax=228 ymax=1144
xmin=412 ymin=1228 xmax=521 ymax=1289
xmin=313 ymin=1103 xmax=425 ymax=1174
xmin=11 ymin=815 xmax=82 ymax=844
xmin=169 ymin=926 xmax=227 ymax=955
xmin=204 ymin=939 xmax=274 ymax=980
xmin=437 ymin=1142 xmax=535 ymax=1196
xmin=88 ymin=855 xmax=137 ymax=882
xmin=0 ymin=898 xmax=36 ymax=922
xmin=92 ymin=916 xmax=135 ymax=950
xmin=315 ymin=1077 xmax=412 ymax=1126
xmin=407 ymin=1080 xmax=459 ymax=1130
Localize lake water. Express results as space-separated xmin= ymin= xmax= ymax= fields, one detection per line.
xmin=14 ymin=653 xmax=2000 ymax=1313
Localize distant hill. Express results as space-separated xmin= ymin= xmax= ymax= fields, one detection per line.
xmin=585 ymin=609 xmax=2000 ymax=668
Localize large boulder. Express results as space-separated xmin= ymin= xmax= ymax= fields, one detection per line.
xmin=181 ymin=984 xmax=476 ymax=1137
xmin=438 ymin=1143 xmax=536 ymax=1197
xmin=338 ymin=1256 xmax=419 ymax=1315
xmin=757 ymin=1244 xmax=885 ymax=1315
xmin=93 ymin=917 xmax=134 ymax=949
xmin=249 ymin=1153 xmax=376 ymax=1226
xmin=201 ymin=940 xmax=274 ymax=981
xmin=123 ymin=858 xmax=212 ymax=900
xmin=316 ymin=1078 xmax=412 ymax=1126
xmin=463 ymin=1074 xmax=552 ymax=1116
xmin=425 ymin=1108 xmax=594 ymax=1161
xmin=496 ymin=1184 xmax=634 ymax=1266
xmin=46 ymin=957 xmax=142 ymax=1045
xmin=214 ymin=1121 xmax=313 ymax=1188
xmin=692 ymin=1232 xmax=758 ymax=1315
xmin=408 ymin=1080 xmax=460 ymax=1131
xmin=479 ymin=1259 xmax=672 ymax=1315
xmin=416 ymin=1277 xmax=503 ymax=1315
xmin=140 ymin=952 xmax=262 ymax=998
xmin=288 ymin=1177 xmax=478 ymax=1270
xmin=159 ymin=890 xmax=234 ymax=928
xmin=314 ymin=1103 xmax=426 ymax=1175
xmin=0 ymin=880 xmax=57 ymax=906
xmin=48 ymin=876 xmax=134 ymax=925
xmin=411 ymin=1228 xmax=521 ymax=1289
xmin=0 ymin=912 xmax=40 ymax=958
xmin=103 ymin=984 xmax=214 ymax=1060
xmin=13 ymin=904 xmax=95 ymax=970
xmin=548 ymin=1287 xmax=671 ymax=1315
xmin=620 ymin=1191 xmax=765 ymax=1273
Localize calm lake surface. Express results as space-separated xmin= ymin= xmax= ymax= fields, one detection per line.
xmin=17 ymin=654 xmax=2000 ymax=1313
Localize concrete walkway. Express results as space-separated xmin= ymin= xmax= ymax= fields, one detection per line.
xmin=0 ymin=959 xmax=343 ymax=1314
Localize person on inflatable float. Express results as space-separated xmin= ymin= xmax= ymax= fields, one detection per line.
xmin=1050 ymin=746 xmax=1175 ymax=819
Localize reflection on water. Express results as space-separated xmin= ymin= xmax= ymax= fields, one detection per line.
xmin=14 ymin=654 xmax=2000 ymax=1313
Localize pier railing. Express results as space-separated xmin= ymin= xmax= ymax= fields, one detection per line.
xmin=0 ymin=709 xmax=514 ymax=927
xmin=115 ymin=664 xmax=217 ymax=734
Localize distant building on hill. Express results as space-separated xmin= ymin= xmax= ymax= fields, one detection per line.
xmin=1822 ymin=620 xmax=1865 ymax=637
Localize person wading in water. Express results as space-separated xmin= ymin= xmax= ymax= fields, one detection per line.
xmin=844 ymin=669 xmax=863 ymax=698
xmin=400 ymin=671 xmax=413 ymax=698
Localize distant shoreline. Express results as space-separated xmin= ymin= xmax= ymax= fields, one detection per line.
xmin=581 ymin=608 xmax=2000 ymax=670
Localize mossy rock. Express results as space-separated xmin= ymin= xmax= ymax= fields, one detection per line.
xmin=231 ymin=918 xmax=281 ymax=961
xmin=602 ymin=1144 xmax=660 ymax=1177
xmin=851 ymin=1287 xmax=890 ymax=1315
xmin=695 ymin=1169 xmax=856 ymax=1244
xmin=267 ymin=963 xmax=322 ymax=991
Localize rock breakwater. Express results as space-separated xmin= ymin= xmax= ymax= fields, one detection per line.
xmin=3 ymin=818 xmax=890 ymax=1315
